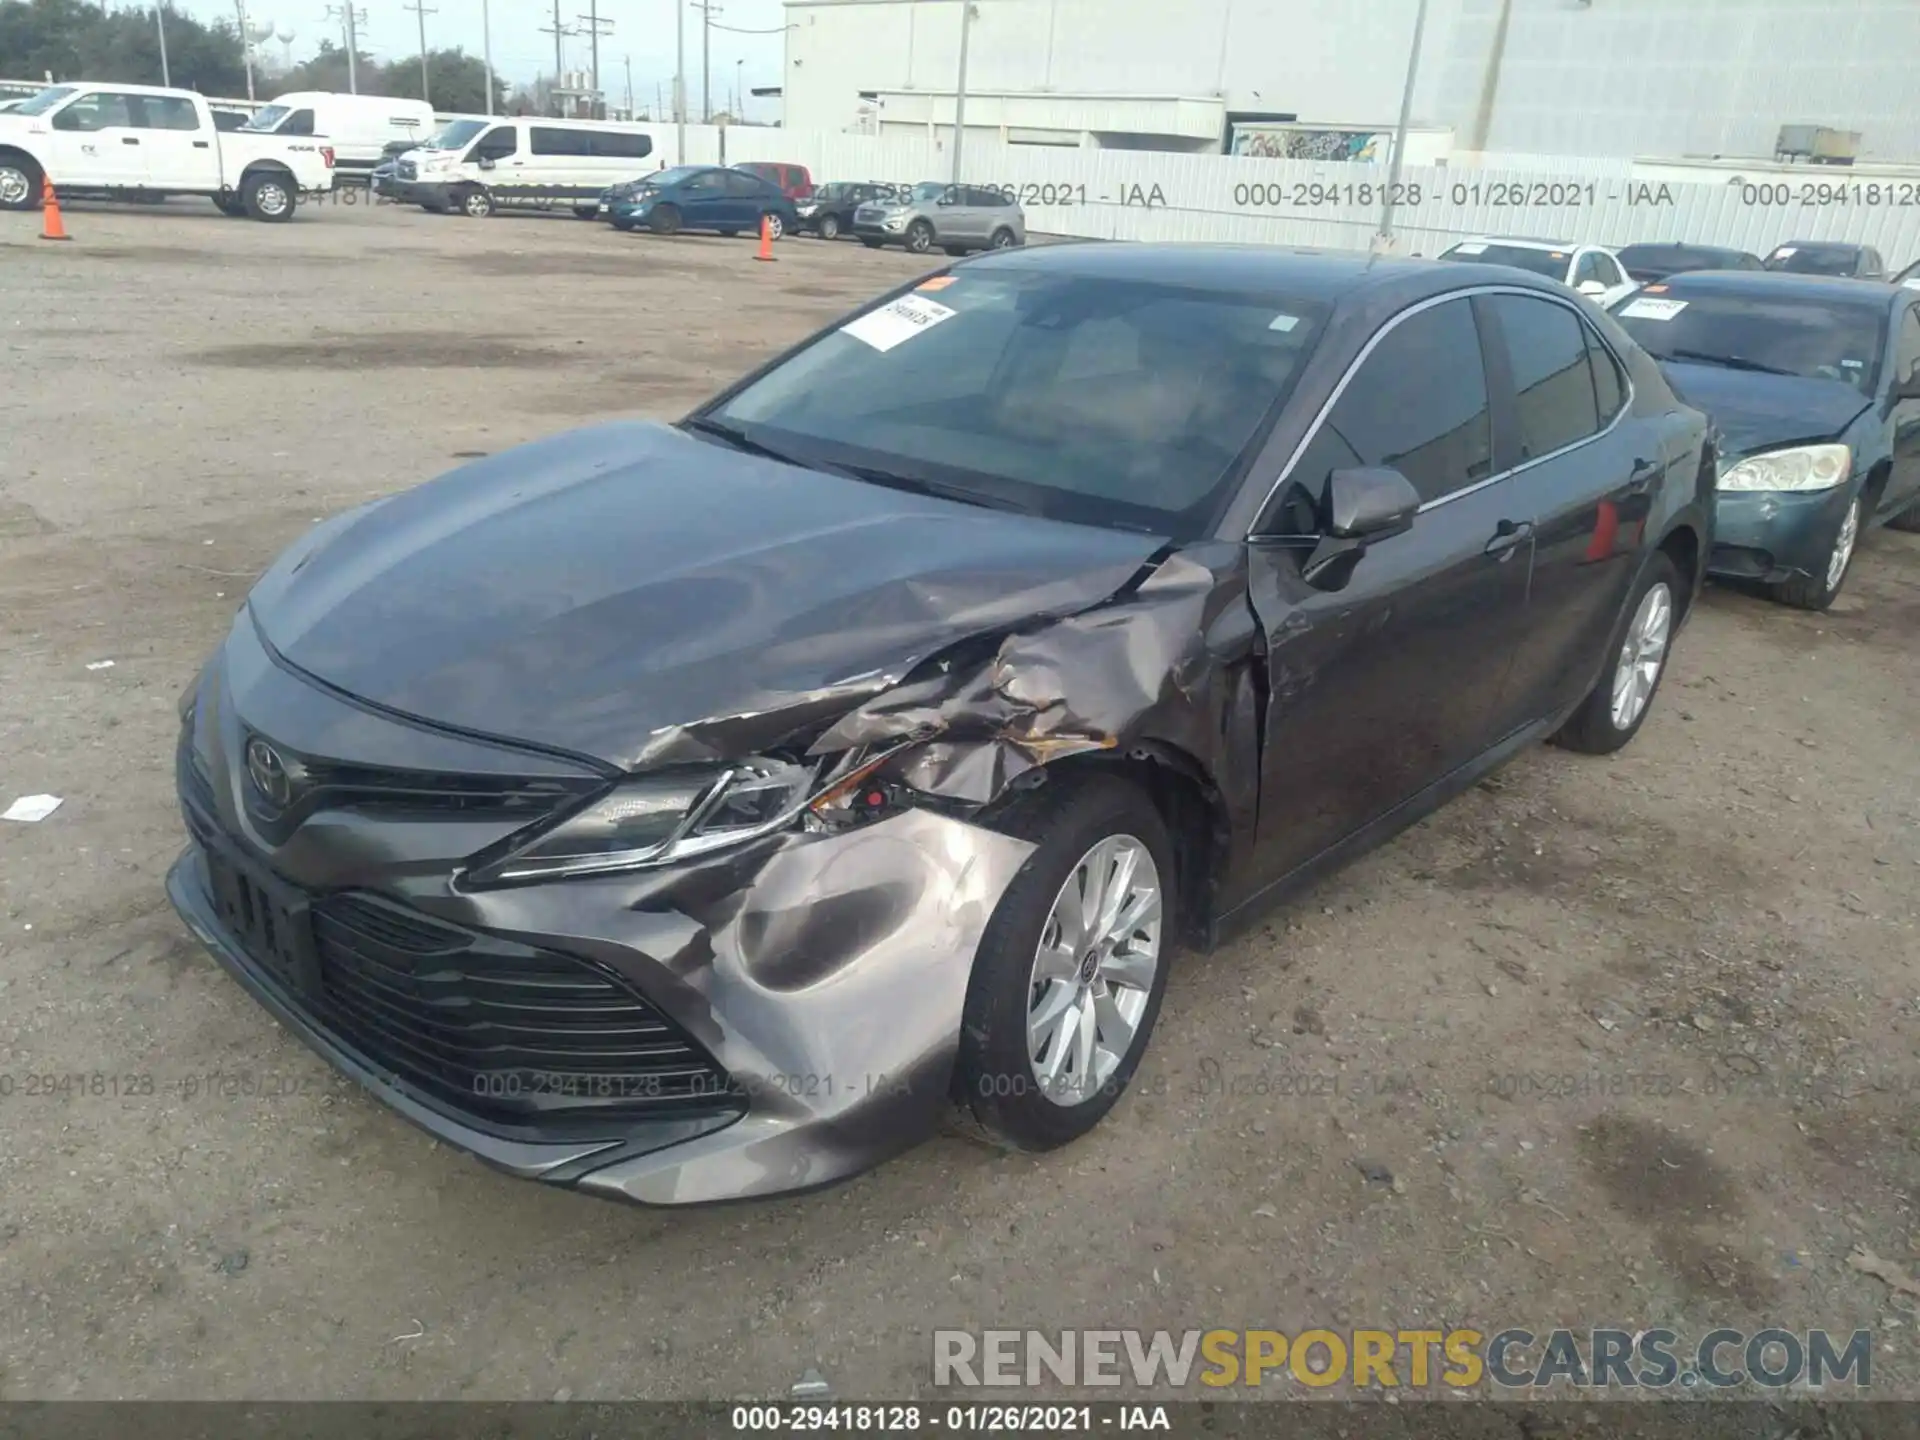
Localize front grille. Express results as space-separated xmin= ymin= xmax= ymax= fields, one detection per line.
xmin=306 ymin=890 xmax=741 ymax=1135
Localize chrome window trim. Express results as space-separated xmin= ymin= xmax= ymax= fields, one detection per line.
xmin=1246 ymin=283 xmax=1638 ymax=534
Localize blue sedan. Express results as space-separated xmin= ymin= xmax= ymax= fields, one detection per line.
xmin=1612 ymin=271 xmax=1920 ymax=610
xmin=600 ymin=164 xmax=800 ymax=240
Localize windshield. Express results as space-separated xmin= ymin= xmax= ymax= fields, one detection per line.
xmin=12 ymin=86 xmax=77 ymax=117
xmin=1617 ymin=246 xmax=1738 ymax=281
xmin=642 ymin=165 xmax=705 ymax=188
xmin=697 ymin=269 xmax=1326 ymax=537
xmin=427 ymin=119 xmax=488 ymax=150
xmin=1613 ymin=291 xmax=1884 ymax=391
xmin=240 ymin=104 xmax=290 ymax=132
xmin=1766 ymin=246 xmax=1860 ymax=276
xmin=1439 ymin=243 xmax=1569 ymax=280
xmin=909 ymin=182 xmax=946 ymax=203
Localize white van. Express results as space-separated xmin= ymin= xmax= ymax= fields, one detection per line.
xmin=393 ymin=116 xmax=671 ymax=218
xmin=242 ymin=92 xmax=435 ymax=184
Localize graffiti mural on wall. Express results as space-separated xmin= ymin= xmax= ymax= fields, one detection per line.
xmin=1230 ymin=126 xmax=1391 ymax=163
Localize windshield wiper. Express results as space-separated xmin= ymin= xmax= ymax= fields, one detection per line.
xmin=679 ymin=416 xmax=823 ymax=470
xmin=827 ymin=459 xmax=1039 ymax=516
xmin=1663 ymin=348 xmax=1798 ymax=377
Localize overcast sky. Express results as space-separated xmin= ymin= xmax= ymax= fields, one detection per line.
xmin=173 ymin=0 xmax=791 ymax=115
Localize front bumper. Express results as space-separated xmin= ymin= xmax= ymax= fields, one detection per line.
xmin=371 ymin=173 xmax=421 ymax=204
xmin=164 ymin=618 xmax=1036 ymax=1205
xmin=1707 ymin=484 xmax=1856 ymax=584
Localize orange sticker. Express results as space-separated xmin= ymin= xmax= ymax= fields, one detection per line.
xmin=916 ymin=275 xmax=958 ymax=292
xmin=1644 ymin=284 xmax=1668 ymax=292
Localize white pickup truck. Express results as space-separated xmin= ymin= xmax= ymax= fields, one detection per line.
xmin=0 ymin=83 xmax=334 ymax=221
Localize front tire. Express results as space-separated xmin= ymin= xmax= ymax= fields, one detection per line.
xmin=762 ymin=211 xmax=785 ymax=240
xmin=904 ymin=219 xmax=935 ymax=254
xmin=956 ymin=775 xmax=1176 ymax=1151
xmin=817 ymin=213 xmax=840 ymax=240
xmin=1884 ymin=495 xmax=1920 ymax=533
xmin=456 ymin=185 xmax=495 ymax=219
xmin=649 ymin=203 xmax=682 ymax=236
xmin=1552 ymin=552 xmax=1680 ymax=755
xmin=240 ymin=170 xmax=296 ymax=222
xmin=1770 ymin=491 xmax=1861 ymax=610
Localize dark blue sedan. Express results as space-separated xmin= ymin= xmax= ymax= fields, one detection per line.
xmin=1613 ymin=271 xmax=1920 ymax=609
xmin=600 ymin=164 xmax=800 ymax=240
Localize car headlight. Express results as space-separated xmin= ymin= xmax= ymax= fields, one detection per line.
xmin=464 ymin=758 xmax=822 ymax=885
xmin=883 ymin=215 xmax=906 ymax=230
xmin=421 ymin=156 xmax=450 ymax=173
xmin=1718 ymin=443 xmax=1851 ymax=493
xmin=797 ymin=202 xmax=817 ymax=215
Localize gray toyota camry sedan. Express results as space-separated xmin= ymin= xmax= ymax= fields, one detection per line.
xmin=168 ymin=242 xmax=1714 ymax=1206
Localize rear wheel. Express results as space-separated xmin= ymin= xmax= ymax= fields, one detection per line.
xmin=989 ymin=226 xmax=1018 ymax=249
xmin=0 ymin=157 xmax=40 ymax=211
xmin=1552 ymin=552 xmax=1680 ymax=755
xmin=817 ymin=212 xmax=841 ymax=240
xmin=649 ymin=202 xmax=682 ymax=236
xmin=240 ymin=170 xmax=296 ymax=222
xmin=1771 ymin=491 xmax=1861 ymax=610
xmin=956 ymin=775 xmax=1176 ymax=1151
xmin=456 ymin=185 xmax=495 ymax=219
xmin=1886 ymin=495 xmax=1920 ymax=533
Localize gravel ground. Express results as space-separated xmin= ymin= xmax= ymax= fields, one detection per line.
xmin=0 ymin=198 xmax=1916 ymax=1403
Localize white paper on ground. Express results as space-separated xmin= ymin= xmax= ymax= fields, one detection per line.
xmin=1619 ymin=297 xmax=1688 ymax=321
xmin=85 ymin=660 xmax=115 ymax=671
xmin=3 ymin=795 xmax=64 ymax=823
xmin=841 ymin=295 xmax=958 ymax=352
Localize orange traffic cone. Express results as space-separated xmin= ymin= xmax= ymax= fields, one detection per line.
xmin=39 ymin=176 xmax=70 ymax=242
xmin=755 ymin=213 xmax=776 ymax=263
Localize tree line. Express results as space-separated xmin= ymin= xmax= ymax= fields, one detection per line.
xmin=1 ymin=0 xmax=501 ymax=114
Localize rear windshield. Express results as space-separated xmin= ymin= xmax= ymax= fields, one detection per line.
xmin=701 ymin=268 xmax=1327 ymax=537
xmin=1612 ymin=290 xmax=1885 ymax=392
xmin=1766 ymin=246 xmax=1861 ymax=276
xmin=1617 ymin=246 xmax=1741 ymax=281
xmin=1438 ymin=243 xmax=1569 ymax=279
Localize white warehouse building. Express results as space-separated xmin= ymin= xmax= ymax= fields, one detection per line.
xmin=778 ymin=0 xmax=1920 ymax=162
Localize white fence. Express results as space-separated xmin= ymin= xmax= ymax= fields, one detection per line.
xmin=707 ymin=127 xmax=1920 ymax=265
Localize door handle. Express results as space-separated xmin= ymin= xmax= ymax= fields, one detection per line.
xmin=122 ymin=136 xmax=141 ymax=145
xmin=1484 ymin=519 xmax=1533 ymax=558
xmin=1626 ymin=459 xmax=1660 ymax=492
xmin=193 ymin=140 xmax=209 ymax=148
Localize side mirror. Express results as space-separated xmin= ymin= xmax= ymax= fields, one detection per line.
xmin=476 ymin=155 xmax=496 ymax=170
xmin=1302 ymin=467 xmax=1421 ymax=588
xmin=1896 ymin=372 xmax=1920 ymax=402
xmin=1576 ymin=279 xmax=1608 ymax=296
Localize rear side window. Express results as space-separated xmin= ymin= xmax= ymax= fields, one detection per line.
xmin=681 ymin=169 xmax=726 ymax=194
xmin=1898 ymin=308 xmax=1920 ymax=385
xmin=531 ymin=127 xmax=589 ymax=155
xmin=1488 ymin=294 xmax=1602 ymax=462
xmin=593 ymin=131 xmax=652 ymax=158
xmin=1586 ymin=326 xmax=1627 ymax=424
xmin=278 ymin=108 xmax=315 ymax=136
xmin=1291 ymin=297 xmax=1493 ymax=506
xmin=723 ymin=170 xmax=768 ymax=197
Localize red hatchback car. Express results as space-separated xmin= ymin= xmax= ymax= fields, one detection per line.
xmin=732 ymin=162 xmax=813 ymax=201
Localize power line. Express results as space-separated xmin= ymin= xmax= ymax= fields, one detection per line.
xmin=577 ymin=7 xmax=613 ymax=117
xmin=401 ymin=0 xmax=436 ymax=105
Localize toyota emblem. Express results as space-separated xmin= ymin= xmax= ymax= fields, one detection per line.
xmin=246 ymin=737 xmax=294 ymax=809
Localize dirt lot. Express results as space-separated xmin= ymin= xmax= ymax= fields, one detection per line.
xmin=0 ymin=197 xmax=1916 ymax=1404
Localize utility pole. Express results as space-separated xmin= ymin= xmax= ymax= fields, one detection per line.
xmin=482 ymin=0 xmax=495 ymax=112
xmin=1376 ymin=0 xmax=1429 ymax=251
xmin=692 ymin=0 xmax=719 ymax=122
xmin=403 ymin=0 xmax=436 ymax=106
xmin=232 ymin=0 xmax=255 ymax=100
xmin=540 ymin=2 xmax=573 ymax=113
xmin=577 ymin=7 xmax=614 ymax=118
xmin=734 ymin=58 xmax=743 ymax=122
xmin=624 ymin=55 xmax=634 ymax=117
xmin=325 ymin=3 xmax=364 ymax=92
xmin=950 ymin=0 xmax=974 ymax=183
xmin=155 ymin=2 xmax=171 ymax=87
xmin=674 ymin=0 xmax=685 ymax=160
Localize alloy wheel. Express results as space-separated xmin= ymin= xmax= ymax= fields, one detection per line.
xmin=1609 ymin=581 xmax=1672 ymax=731
xmin=255 ymin=182 xmax=290 ymax=217
xmin=0 ymin=166 xmax=31 ymax=208
xmin=1826 ymin=496 xmax=1861 ymax=593
xmin=1026 ymin=835 xmax=1163 ymax=1107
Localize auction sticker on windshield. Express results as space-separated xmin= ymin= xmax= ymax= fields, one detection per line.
xmin=842 ymin=295 xmax=958 ymax=352
xmin=1619 ymin=297 xmax=1688 ymax=321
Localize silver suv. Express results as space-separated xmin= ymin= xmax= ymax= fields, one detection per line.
xmin=852 ymin=182 xmax=1026 ymax=256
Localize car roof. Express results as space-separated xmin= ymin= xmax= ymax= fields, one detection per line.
xmin=1652 ymin=269 xmax=1904 ymax=308
xmin=1772 ymin=239 xmax=1874 ymax=255
xmin=960 ymin=241 xmax=1578 ymax=308
xmin=1618 ymin=241 xmax=1747 ymax=256
xmin=1450 ymin=236 xmax=1586 ymax=252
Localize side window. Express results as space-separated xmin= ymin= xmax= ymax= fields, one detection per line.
xmin=53 ymin=91 xmax=134 ymax=131
xmin=592 ymin=131 xmax=651 ymax=158
xmin=530 ymin=127 xmax=586 ymax=155
xmin=1866 ymin=249 xmax=1885 ymax=277
xmin=722 ymin=170 xmax=767 ymax=197
xmin=682 ymin=169 xmax=725 ymax=194
xmin=136 ymin=95 xmax=203 ymax=131
xmin=1573 ymin=253 xmax=1600 ymax=286
xmin=1585 ymin=325 xmax=1627 ymax=425
xmin=277 ymin=108 xmax=315 ymax=136
xmin=1488 ymin=294 xmax=1602 ymax=462
xmin=1898 ymin=308 xmax=1920 ymax=384
xmin=1594 ymin=255 xmax=1624 ymax=287
xmin=469 ymin=126 xmax=517 ymax=160
xmin=1288 ymin=298 xmax=1493 ymax=508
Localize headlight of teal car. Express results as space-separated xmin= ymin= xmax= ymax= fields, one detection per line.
xmin=1718 ymin=443 xmax=1851 ymax=492
xmin=465 ymin=757 xmax=821 ymax=884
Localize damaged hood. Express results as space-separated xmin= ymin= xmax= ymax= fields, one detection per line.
xmin=1656 ymin=362 xmax=1872 ymax=461
xmin=247 ymin=420 xmax=1164 ymax=769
